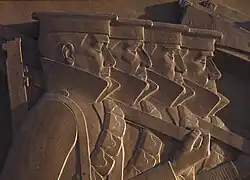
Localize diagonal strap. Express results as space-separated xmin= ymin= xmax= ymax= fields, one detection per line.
xmin=47 ymin=91 xmax=92 ymax=180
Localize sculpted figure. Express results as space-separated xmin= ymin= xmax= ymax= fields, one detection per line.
xmin=181 ymin=28 xmax=250 ymax=179
xmin=0 ymin=13 xmax=211 ymax=180
xmin=143 ymin=22 xmax=204 ymax=180
xmin=108 ymin=18 xmax=163 ymax=179
xmin=144 ymin=22 xmax=197 ymax=128
xmin=0 ymin=12 xmax=127 ymax=180
xmin=108 ymin=19 xmax=211 ymax=180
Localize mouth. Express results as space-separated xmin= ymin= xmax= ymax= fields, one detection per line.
xmin=208 ymin=73 xmax=219 ymax=81
xmin=174 ymin=72 xmax=184 ymax=85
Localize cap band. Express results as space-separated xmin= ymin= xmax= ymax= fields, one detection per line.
xmin=182 ymin=36 xmax=216 ymax=51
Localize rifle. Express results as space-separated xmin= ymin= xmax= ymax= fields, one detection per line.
xmin=115 ymin=101 xmax=250 ymax=155
xmin=2 ymin=38 xmax=28 ymax=134
xmin=1 ymin=26 xmax=44 ymax=135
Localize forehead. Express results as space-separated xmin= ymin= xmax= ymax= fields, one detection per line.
xmin=92 ymin=34 xmax=109 ymax=43
xmin=116 ymin=39 xmax=143 ymax=46
xmin=43 ymin=33 xmax=109 ymax=44
xmin=184 ymin=49 xmax=214 ymax=57
xmin=162 ymin=44 xmax=181 ymax=50
xmin=200 ymin=51 xmax=214 ymax=57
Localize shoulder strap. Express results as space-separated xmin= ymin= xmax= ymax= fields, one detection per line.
xmin=46 ymin=91 xmax=92 ymax=180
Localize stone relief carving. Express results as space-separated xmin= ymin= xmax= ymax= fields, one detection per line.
xmin=108 ymin=18 xmax=163 ymax=179
xmin=180 ymin=27 xmax=250 ymax=180
xmin=0 ymin=10 xmax=249 ymax=180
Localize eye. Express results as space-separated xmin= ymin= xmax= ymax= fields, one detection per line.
xmin=126 ymin=45 xmax=138 ymax=55
xmin=196 ymin=55 xmax=207 ymax=65
xmin=200 ymin=57 xmax=206 ymax=65
xmin=93 ymin=42 xmax=104 ymax=52
xmin=125 ymin=41 xmax=142 ymax=53
xmin=164 ymin=50 xmax=175 ymax=59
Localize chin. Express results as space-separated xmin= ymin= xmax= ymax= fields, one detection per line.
xmin=205 ymin=80 xmax=218 ymax=93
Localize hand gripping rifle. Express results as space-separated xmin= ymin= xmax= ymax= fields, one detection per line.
xmin=115 ymin=101 xmax=250 ymax=155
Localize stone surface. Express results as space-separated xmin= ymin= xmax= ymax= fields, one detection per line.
xmin=0 ymin=1 xmax=250 ymax=180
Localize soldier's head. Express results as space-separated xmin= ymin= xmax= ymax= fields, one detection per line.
xmin=182 ymin=28 xmax=223 ymax=92
xmin=33 ymin=12 xmax=117 ymax=77
xmin=109 ymin=18 xmax=153 ymax=81
xmin=108 ymin=18 xmax=159 ymax=106
xmin=144 ymin=22 xmax=189 ymax=81
xmin=181 ymin=29 xmax=228 ymax=117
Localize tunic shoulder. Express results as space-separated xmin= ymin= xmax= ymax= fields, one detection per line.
xmin=1 ymin=96 xmax=78 ymax=180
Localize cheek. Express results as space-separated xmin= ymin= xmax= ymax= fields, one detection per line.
xmin=163 ymin=55 xmax=175 ymax=68
xmin=187 ymin=62 xmax=205 ymax=74
xmin=155 ymin=56 xmax=176 ymax=79
xmin=119 ymin=50 xmax=140 ymax=74
xmin=152 ymin=51 xmax=171 ymax=67
xmin=75 ymin=50 xmax=104 ymax=76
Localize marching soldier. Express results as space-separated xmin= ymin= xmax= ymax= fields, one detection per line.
xmin=144 ymin=22 xmax=202 ymax=180
xmin=108 ymin=19 xmax=210 ymax=180
xmin=181 ymin=28 xmax=250 ymax=179
xmin=0 ymin=12 xmax=211 ymax=180
xmin=0 ymin=12 xmax=127 ymax=180
xmin=108 ymin=18 xmax=163 ymax=179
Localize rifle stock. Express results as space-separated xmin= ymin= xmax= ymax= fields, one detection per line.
xmin=3 ymin=38 xmax=28 ymax=134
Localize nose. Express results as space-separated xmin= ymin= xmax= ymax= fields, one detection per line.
xmin=174 ymin=51 xmax=187 ymax=73
xmin=206 ymin=58 xmax=221 ymax=80
xmin=94 ymin=42 xmax=104 ymax=52
xmin=102 ymin=45 xmax=116 ymax=67
xmin=137 ymin=47 xmax=152 ymax=68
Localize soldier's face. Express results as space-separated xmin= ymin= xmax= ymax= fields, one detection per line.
xmin=75 ymin=34 xmax=115 ymax=77
xmin=110 ymin=39 xmax=151 ymax=81
xmin=144 ymin=43 xmax=186 ymax=81
xmin=182 ymin=49 xmax=221 ymax=91
xmin=182 ymin=50 xmax=221 ymax=87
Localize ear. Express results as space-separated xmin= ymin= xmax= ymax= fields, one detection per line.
xmin=61 ymin=42 xmax=75 ymax=66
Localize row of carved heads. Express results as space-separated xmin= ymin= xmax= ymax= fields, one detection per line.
xmin=33 ymin=12 xmax=226 ymax=117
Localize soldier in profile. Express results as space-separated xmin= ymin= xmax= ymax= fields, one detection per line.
xmin=0 ymin=12 xmax=211 ymax=180
xmin=143 ymin=22 xmax=204 ymax=180
xmin=107 ymin=18 xmax=211 ymax=180
xmin=143 ymin=21 xmax=248 ymax=180
xmin=0 ymin=12 xmax=126 ymax=180
xmin=107 ymin=18 xmax=163 ymax=179
xmin=181 ymin=28 xmax=250 ymax=179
